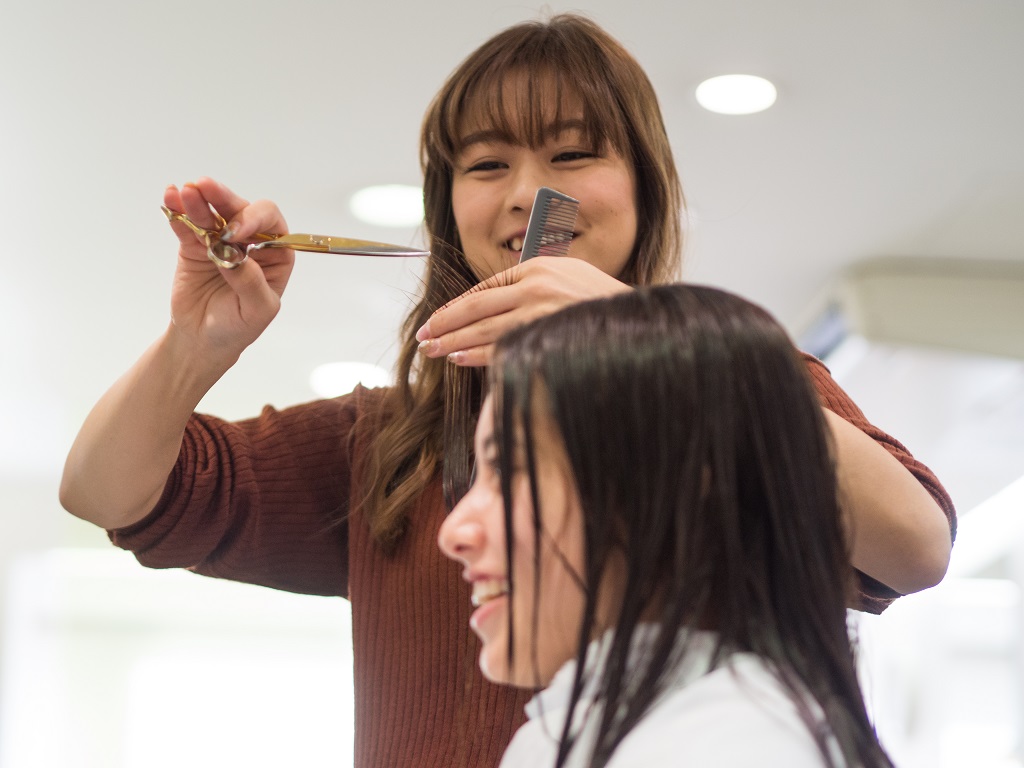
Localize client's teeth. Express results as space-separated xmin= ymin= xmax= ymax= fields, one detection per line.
xmin=509 ymin=237 xmax=523 ymax=252
xmin=471 ymin=579 xmax=510 ymax=607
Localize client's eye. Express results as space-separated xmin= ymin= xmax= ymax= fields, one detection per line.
xmin=486 ymin=457 xmax=502 ymax=480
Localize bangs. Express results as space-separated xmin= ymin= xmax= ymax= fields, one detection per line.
xmin=433 ymin=44 xmax=631 ymax=166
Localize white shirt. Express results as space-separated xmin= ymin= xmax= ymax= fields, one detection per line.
xmin=499 ymin=628 xmax=843 ymax=768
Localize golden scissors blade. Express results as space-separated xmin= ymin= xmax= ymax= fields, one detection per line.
xmin=161 ymin=206 xmax=428 ymax=259
xmin=248 ymin=233 xmax=429 ymax=258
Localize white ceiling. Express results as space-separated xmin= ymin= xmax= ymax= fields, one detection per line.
xmin=2 ymin=0 xmax=1023 ymax=493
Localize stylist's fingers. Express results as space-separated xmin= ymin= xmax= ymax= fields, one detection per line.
xmin=419 ymin=281 xmax=521 ymax=341
xmin=418 ymin=309 xmax=515 ymax=360
xmin=415 ymin=265 xmax=532 ymax=360
xmin=163 ymin=184 xmax=209 ymax=254
xmin=161 ymin=181 xmax=238 ymax=264
xmin=437 ymin=264 xmax=523 ymax=313
xmin=188 ymin=178 xmax=295 ymax=296
xmin=215 ymin=254 xmax=284 ymax=326
xmin=180 ymin=180 xmax=234 ymax=231
xmin=165 ymin=178 xmax=288 ymax=246
xmin=445 ymin=344 xmax=493 ymax=368
xmin=193 ymin=176 xmax=289 ymax=240
xmin=164 ymin=180 xmax=295 ymax=295
xmin=418 ymin=257 xmax=631 ymax=364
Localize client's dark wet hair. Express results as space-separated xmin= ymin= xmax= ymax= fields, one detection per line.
xmin=489 ymin=284 xmax=893 ymax=768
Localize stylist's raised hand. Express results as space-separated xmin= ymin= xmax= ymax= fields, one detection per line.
xmin=165 ymin=177 xmax=294 ymax=363
xmin=416 ymin=257 xmax=631 ymax=367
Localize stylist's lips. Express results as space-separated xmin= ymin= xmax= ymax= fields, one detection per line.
xmin=472 ymin=578 xmax=509 ymax=607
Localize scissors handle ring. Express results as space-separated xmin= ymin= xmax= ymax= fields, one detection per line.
xmin=161 ymin=206 xmax=248 ymax=270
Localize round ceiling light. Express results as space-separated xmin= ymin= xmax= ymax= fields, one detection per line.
xmin=310 ymin=362 xmax=391 ymax=398
xmin=695 ymin=74 xmax=777 ymax=115
xmin=349 ymin=184 xmax=424 ymax=228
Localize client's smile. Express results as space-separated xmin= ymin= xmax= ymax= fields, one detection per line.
xmin=472 ymin=578 xmax=510 ymax=607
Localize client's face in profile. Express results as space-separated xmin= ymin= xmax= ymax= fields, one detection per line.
xmin=438 ymin=394 xmax=591 ymax=688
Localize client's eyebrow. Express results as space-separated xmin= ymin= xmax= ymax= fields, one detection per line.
xmin=459 ymin=119 xmax=588 ymax=149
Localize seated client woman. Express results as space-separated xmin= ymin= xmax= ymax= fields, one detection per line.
xmin=439 ymin=284 xmax=895 ymax=768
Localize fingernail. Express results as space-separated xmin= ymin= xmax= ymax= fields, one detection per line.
xmin=418 ymin=338 xmax=439 ymax=356
xmin=447 ymin=351 xmax=465 ymax=365
xmin=220 ymin=224 xmax=235 ymax=241
xmin=415 ymin=322 xmax=431 ymax=342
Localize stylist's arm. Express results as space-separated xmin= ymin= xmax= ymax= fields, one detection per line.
xmin=60 ymin=178 xmax=294 ymax=530
xmin=824 ymin=409 xmax=952 ymax=595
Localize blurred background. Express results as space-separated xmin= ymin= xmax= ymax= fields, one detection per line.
xmin=2 ymin=1 xmax=1022 ymax=766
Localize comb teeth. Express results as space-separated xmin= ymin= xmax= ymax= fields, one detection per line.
xmin=519 ymin=187 xmax=581 ymax=262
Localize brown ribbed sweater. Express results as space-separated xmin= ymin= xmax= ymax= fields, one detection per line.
xmin=109 ymin=355 xmax=956 ymax=768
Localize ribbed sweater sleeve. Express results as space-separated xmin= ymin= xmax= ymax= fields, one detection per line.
xmin=108 ymin=389 xmax=365 ymax=596
xmin=802 ymin=354 xmax=957 ymax=614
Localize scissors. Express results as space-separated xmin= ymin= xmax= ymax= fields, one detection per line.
xmin=161 ymin=206 xmax=430 ymax=269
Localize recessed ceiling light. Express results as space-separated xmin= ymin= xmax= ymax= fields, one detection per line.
xmin=309 ymin=362 xmax=391 ymax=398
xmin=695 ymin=74 xmax=777 ymax=115
xmin=349 ymin=184 xmax=424 ymax=228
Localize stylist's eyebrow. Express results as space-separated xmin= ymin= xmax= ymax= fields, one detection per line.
xmin=459 ymin=129 xmax=507 ymax=148
xmin=459 ymin=119 xmax=588 ymax=149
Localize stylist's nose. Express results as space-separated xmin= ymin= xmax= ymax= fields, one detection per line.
xmin=506 ymin=158 xmax=547 ymax=212
xmin=438 ymin=499 xmax=485 ymax=564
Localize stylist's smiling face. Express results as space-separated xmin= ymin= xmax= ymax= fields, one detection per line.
xmin=450 ymin=89 xmax=638 ymax=282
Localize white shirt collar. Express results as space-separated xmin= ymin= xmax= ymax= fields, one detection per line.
xmin=523 ymin=624 xmax=722 ymax=725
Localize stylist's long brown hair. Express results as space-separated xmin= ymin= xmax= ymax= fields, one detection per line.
xmin=360 ymin=13 xmax=684 ymax=549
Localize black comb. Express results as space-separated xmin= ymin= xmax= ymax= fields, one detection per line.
xmin=519 ymin=187 xmax=581 ymax=262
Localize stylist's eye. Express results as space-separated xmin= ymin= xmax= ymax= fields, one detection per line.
xmin=554 ymin=150 xmax=595 ymax=163
xmin=465 ymin=160 xmax=506 ymax=173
